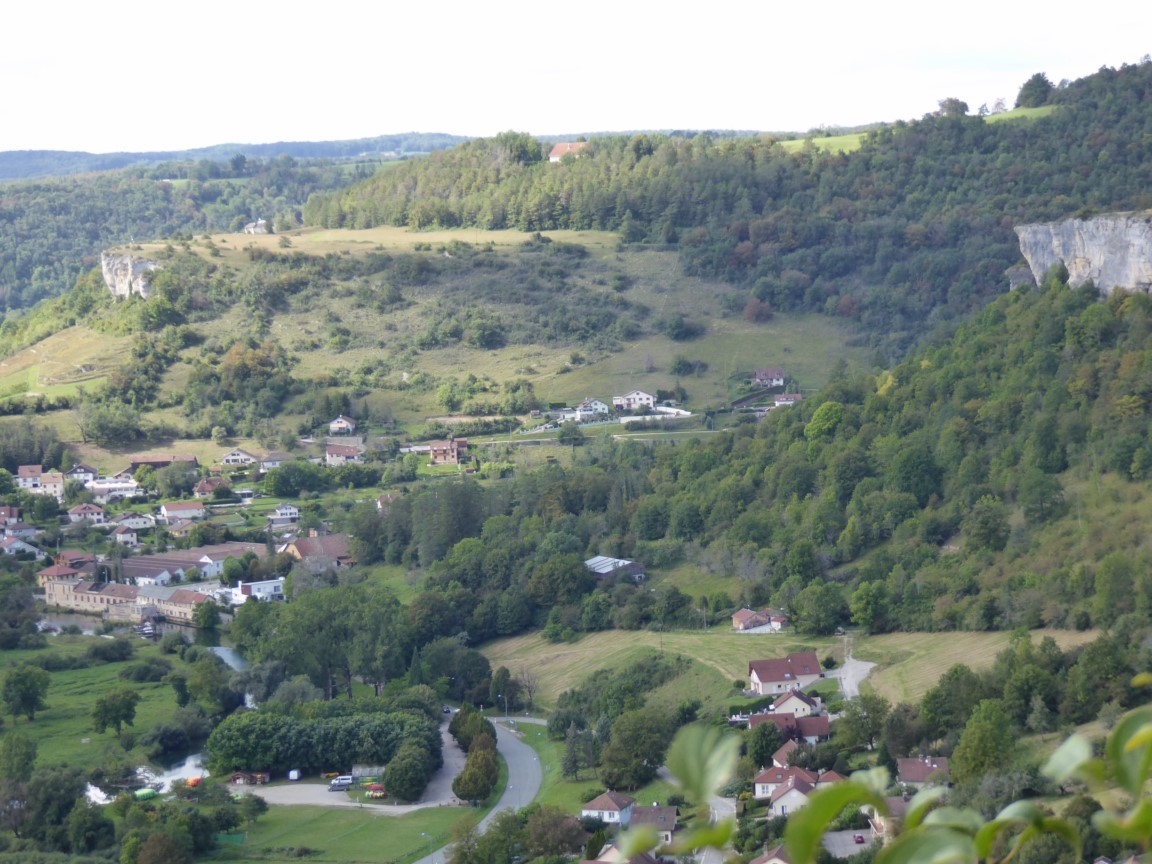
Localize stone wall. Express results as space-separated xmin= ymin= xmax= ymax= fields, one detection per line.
xmin=1015 ymin=212 xmax=1152 ymax=294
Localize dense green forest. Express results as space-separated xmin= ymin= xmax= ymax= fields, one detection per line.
xmin=306 ymin=61 xmax=1152 ymax=353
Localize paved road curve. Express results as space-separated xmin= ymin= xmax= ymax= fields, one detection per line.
xmin=411 ymin=721 xmax=542 ymax=864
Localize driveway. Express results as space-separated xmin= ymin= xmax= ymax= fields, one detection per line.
xmin=838 ymin=656 xmax=876 ymax=700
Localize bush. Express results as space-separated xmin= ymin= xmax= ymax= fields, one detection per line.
xmin=86 ymin=639 xmax=135 ymax=663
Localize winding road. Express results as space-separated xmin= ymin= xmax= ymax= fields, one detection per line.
xmin=242 ymin=717 xmax=542 ymax=864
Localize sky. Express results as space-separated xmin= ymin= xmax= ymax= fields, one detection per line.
xmin=3 ymin=1 xmax=1150 ymax=153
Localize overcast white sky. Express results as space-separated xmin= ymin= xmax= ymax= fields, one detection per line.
xmin=3 ymin=1 xmax=1149 ymax=153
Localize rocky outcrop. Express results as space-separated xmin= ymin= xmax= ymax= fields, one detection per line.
xmin=1015 ymin=213 xmax=1152 ymax=294
xmin=100 ymin=252 xmax=159 ymax=299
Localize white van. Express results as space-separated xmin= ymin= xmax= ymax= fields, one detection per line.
xmin=329 ymin=775 xmax=353 ymax=791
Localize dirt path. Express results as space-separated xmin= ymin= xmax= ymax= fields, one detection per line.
xmin=838 ymin=655 xmax=876 ymax=700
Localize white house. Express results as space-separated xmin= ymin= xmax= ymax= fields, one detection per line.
xmin=0 ymin=536 xmax=41 ymax=558
xmin=771 ymin=689 xmax=820 ymax=718
xmin=67 ymin=503 xmax=105 ymax=524
xmin=325 ymin=444 xmax=363 ymax=466
xmin=774 ymin=393 xmax=803 ymax=408
xmin=159 ymin=501 xmax=206 ymax=523
xmin=229 ymin=577 xmax=286 ymax=605
xmin=221 ymin=448 xmax=257 ymax=466
xmin=753 ymin=369 xmax=787 ymax=388
xmin=612 ymin=390 xmax=655 ymax=412
xmin=748 ymin=652 xmax=823 ymax=695
xmin=112 ymin=512 xmax=156 ymax=531
xmin=33 ymin=472 xmax=65 ymax=501
xmin=64 ymin=464 xmax=99 ymax=484
xmin=260 ymin=452 xmax=293 ymax=472
xmin=111 ymin=525 xmax=139 ymax=548
xmin=16 ymin=465 xmax=43 ymax=490
xmin=86 ymin=477 xmax=141 ymax=505
xmin=581 ymin=791 xmax=635 ymax=826
xmin=329 ymin=415 xmax=357 ymax=435
xmin=268 ymin=504 xmax=299 ymax=526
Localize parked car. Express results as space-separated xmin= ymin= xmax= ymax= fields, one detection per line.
xmin=853 ymin=834 xmax=866 ymax=844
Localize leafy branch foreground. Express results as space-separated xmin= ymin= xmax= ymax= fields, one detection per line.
xmin=629 ymin=680 xmax=1152 ymax=864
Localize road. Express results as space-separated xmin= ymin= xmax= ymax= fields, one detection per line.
xmin=411 ymin=721 xmax=542 ymax=864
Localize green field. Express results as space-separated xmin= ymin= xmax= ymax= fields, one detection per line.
xmin=481 ymin=627 xmax=1101 ymax=713
xmin=206 ymin=804 xmax=468 ymax=864
xmin=0 ymin=634 xmax=195 ymax=771
xmin=778 ymin=133 xmax=865 ymax=154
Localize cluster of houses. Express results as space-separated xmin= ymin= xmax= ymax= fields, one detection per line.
xmin=734 ymin=650 xmax=950 ymax=856
xmin=37 ymin=529 xmax=354 ymax=625
xmin=534 ymin=391 xmax=692 ymax=431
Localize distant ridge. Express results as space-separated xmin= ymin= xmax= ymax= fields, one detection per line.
xmin=0 ymin=132 xmax=469 ymax=181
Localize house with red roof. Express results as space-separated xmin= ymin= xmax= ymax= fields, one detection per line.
xmin=548 ymin=141 xmax=589 ymax=163
xmin=748 ymin=652 xmax=823 ymax=694
xmin=897 ymin=756 xmax=949 ymax=789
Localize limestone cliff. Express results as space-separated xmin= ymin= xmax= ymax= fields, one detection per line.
xmin=100 ymin=252 xmax=159 ymax=299
xmin=1015 ymin=212 xmax=1152 ymax=294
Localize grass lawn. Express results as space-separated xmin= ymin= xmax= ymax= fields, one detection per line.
xmin=778 ymin=133 xmax=865 ymax=154
xmin=0 ymin=634 xmax=193 ymax=771
xmin=206 ymin=804 xmax=468 ymax=864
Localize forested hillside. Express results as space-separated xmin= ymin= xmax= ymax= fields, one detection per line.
xmin=0 ymin=155 xmax=357 ymax=310
xmin=306 ymin=61 xmax=1152 ymax=353
xmin=335 ymin=270 xmax=1152 ymax=641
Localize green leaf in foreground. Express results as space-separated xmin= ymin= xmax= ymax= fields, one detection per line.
xmin=664 ymin=723 xmax=739 ymax=805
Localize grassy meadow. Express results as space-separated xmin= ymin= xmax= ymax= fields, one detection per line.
xmin=0 ymin=633 xmax=195 ymax=771
xmin=206 ymin=804 xmax=468 ymax=864
xmin=481 ymin=627 xmax=1100 ymax=713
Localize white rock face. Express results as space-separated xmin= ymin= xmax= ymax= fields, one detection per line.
xmin=100 ymin=252 xmax=159 ymax=299
xmin=1015 ymin=213 xmax=1152 ymax=294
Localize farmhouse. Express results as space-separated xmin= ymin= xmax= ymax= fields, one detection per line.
xmin=32 ymin=472 xmax=65 ymax=501
xmin=429 ymin=439 xmax=469 ymax=466
xmin=753 ymin=766 xmax=844 ymax=800
xmin=193 ymin=477 xmax=228 ymax=498
xmin=160 ymin=500 xmax=206 ymax=523
xmin=64 ymin=463 xmax=99 ymax=484
xmin=260 ymin=452 xmax=294 ymax=472
xmin=221 ymin=448 xmax=257 ymax=466
xmin=752 ymin=368 xmax=787 ymax=388
xmin=325 ymin=444 xmax=363 ymax=466
xmin=281 ymin=532 xmax=354 ymax=569
xmin=329 ymin=415 xmax=357 ymax=435
xmin=897 ymin=756 xmax=949 ymax=789
xmin=548 ymin=141 xmax=589 ymax=162
xmin=16 ymin=465 xmax=43 ymax=490
xmin=731 ymin=607 xmax=788 ymax=631
xmin=268 ymin=503 xmax=299 ymax=526
xmin=748 ymin=712 xmax=830 ymax=745
xmin=67 ymin=503 xmax=105 ymax=524
xmin=581 ymin=791 xmax=635 ymax=826
xmin=612 ymin=390 xmax=655 ymax=412
xmin=111 ymin=525 xmax=139 ymax=548
xmin=748 ymin=652 xmax=823 ymax=694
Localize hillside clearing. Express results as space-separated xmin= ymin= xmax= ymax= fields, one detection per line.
xmin=481 ymin=628 xmax=1100 ymax=712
